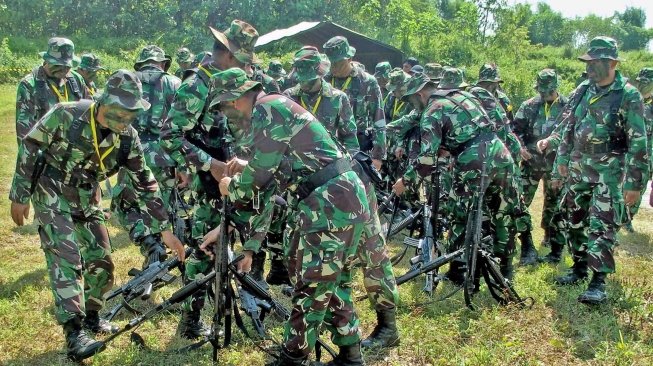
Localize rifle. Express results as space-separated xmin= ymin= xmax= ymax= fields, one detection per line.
xmin=235 ymin=284 xmax=272 ymax=338
xmin=462 ymin=162 xmax=487 ymax=305
xmin=210 ymin=196 xmax=232 ymax=361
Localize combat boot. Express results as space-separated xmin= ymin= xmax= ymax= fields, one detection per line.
xmin=250 ymin=250 xmax=267 ymax=285
xmin=265 ymin=348 xmax=311 ymax=366
xmin=538 ymin=242 xmax=563 ymax=264
xmin=578 ymin=272 xmax=608 ymax=305
xmin=361 ymin=308 xmax=400 ymax=349
xmin=518 ymin=231 xmax=538 ymax=266
xmin=267 ymin=259 xmax=292 ymax=286
xmin=83 ymin=310 xmax=119 ymax=335
xmin=64 ymin=316 xmax=105 ymax=361
xmin=326 ymin=343 xmax=366 ymax=366
xmin=446 ymin=259 xmax=466 ymax=287
xmin=499 ymin=256 xmax=514 ymax=282
xmin=178 ymin=309 xmax=210 ymax=339
xmin=554 ymin=261 xmax=588 ymax=285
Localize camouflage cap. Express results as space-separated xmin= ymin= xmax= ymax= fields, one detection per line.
xmin=267 ymin=60 xmax=287 ymax=78
xmin=293 ymin=46 xmax=330 ymax=83
xmin=98 ymin=70 xmax=151 ymax=111
xmin=322 ymin=36 xmax=356 ymax=63
xmin=424 ymin=63 xmax=444 ymax=80
xmin=208 ymin=68 xmax=262 ymax=108
xmin=134 ymin=45 xmax=171 ymax=71
xmin=578 ymin=36 xmax=622 ymax=62
xmin=534 ymin=68 xmax=559 ymax=93
xmin=78 ymin=53 xmax=105 ymax=71
xmin=401 ymin=72 xmax=435 ymax=101
xmin=387 ymin=67 xmax=409 ymax=93
xmin=636 ymin=67 xmax=653 ymax=83
xmin=374 ymin=61 xmax=392 ymax=79
xmin=438 ymin=67 xmax=469 ymax=90
xmin=42 ymin=37 xmax=75 ymax=67
xmin=478 ymin=63 xmax=502 ymax=83
xmin=410 ymin=65 xmax=424 ymax=74
xmin=209 ymin=19 xmax=260 ymax=64
xmin=176 ymin=47 xmax=194 ymax=63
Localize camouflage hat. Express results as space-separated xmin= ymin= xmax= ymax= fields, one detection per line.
xmin=322 ymin=36 xmax=356 ymax=63
xmin=374 ymin=61 xmax=392 ymax=79
xmin=424 ymin=63 xmax=444 ymax=80
xmin=42 ymin=37 xmax=75 ymax=67
xmin=478 ymin=63 xmax=502 ymax=83
xmin=134 ymin=45 xmax=171 ymax=71
xmin=209 ymin=19 xmax=260 ymax=64
xmin=578 ymin=36 xmax=622 ymax=62
xmin=267 ymin=60 xmax=286 ymax=78
xmin=401 ymin=72 xmax=435 ymax=101
xmin=534 ymin=68 xmax=559 ymax=93
xmin=176 ymin=47 xmax=194 ymax=63
xmin=98 ymin=70 xmax=151 ymax=111
xmin=387 ymin=68 xmax=409 ymax=94
xmin=78 ymin=53 xmax=105 ymax=72
xmin=410 ymin=65 xmax=424 ymax=74
xmin=438 ymin=67 xmax=469 ymax=90
xmin=636 ymin=67 xmax=653 ymax=83
xmin=208 ymin=68 xmax=262 ymax=108
xmin=293 ymin=46 xmax=330 ymax=83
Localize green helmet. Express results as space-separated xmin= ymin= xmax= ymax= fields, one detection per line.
xmin=578 ymin=36 xmax=622 ymax=62
xmin=209 ymin=19 xmax=260 ymax=64
xmin=98 ymin=70 xmax=151 ymax=111
xmin=42 ymin=37 xmax=75 ymax=67
xmin=322 ymin=36 xmax=356 ymax=63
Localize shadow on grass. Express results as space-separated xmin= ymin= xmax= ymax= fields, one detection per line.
xmin=11 ymin=222 xmax=38 ymax=236
xmin=616 ymin=230 xmax=653 ymax=258
xmin=5 ymin=349 xmax=77 ymax=366
xmin=0 ymin=267 xmax=48 ymax=300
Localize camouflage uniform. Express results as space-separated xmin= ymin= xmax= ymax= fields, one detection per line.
xmin=267 ymin=60 xmax=287 ymax=90
xmin=553 ymin=37 xmax=648 ymax=303
xmin=374 ymin=61 xmax=392 ymax=99
xmin=629 ymin=68 xmax=653 ymax=218
xmin=77 ymin=53 xmax=105 ymax=98
xmin=175 ymin=47 xmax=194 ymax=79
xmin=210 ymin=68 xmax=370 ymax=362
xmin=383 ymin=68 xmax=413 ymax=183
xmin=323 ymin=36 xmax=387 ymax=161
xmin=112 ymin=46 xmax=182 ymax=251
xmin=16 ymin=38 xmax=89 ymax=145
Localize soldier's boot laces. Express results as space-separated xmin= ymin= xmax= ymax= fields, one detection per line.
xmin=83 ymin=310 xmax=119 ymax=335
xmin=266 ymin=259 xmax=292 ymax=286
xmin=178 ymin=309 xmax=210 ymax=340
xmin=64 ymin=317 xmax=105 ymax=361
xmin=361 ymin=308 xmax=400 ymax=349
xmin=323 ymin=343 xmax=366 ymax=366
xmin=578 ymin=272 xmax=608 ymax=305
xmin=265 ymin=348 xmax=311 ymax=366
xmin=538 ymin=242 xmax=563 ymax=264
xmin=518 ymin=231 xmax=538 ymax=266
xmin=554 ymin=262 xmax=588 ymax=286
xmin=250 ymin=250 xmax=268 ymax=287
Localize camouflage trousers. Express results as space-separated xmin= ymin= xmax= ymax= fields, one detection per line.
xmin=284 ymin=224 xmax=365 ymax=357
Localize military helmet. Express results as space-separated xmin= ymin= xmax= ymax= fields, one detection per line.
xmin=578 ymin=36 xmax=622 ymax=62
xmin=209 ymin=19 xmax=260 ymax=64
xmin=438 ymin=67 xmax=469 ymax=90
xmin=323 ymin=36 xmax=356 ymax=63
xmin=42 ymin=37 xmax=75 ymax=67
xmin=134 ymin=45 xmax=172 ymax=72
xmin=478 ymin=63 xmax=502 ymax=83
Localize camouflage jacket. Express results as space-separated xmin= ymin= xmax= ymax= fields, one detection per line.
xmin=9 ymin=101 xmax=169 ymax=234
xmin=554 ymin=71 xmax=649 ymax=191
xmin=252 ymin=70 xmax=281 ymax=94
xmin=383 ymin=93 xmax=413 ymax=155
xmin=87 ymin=81 xmax=99 ymax=98
xmin=644 ymin=96 xmax=653 ymax=150
xmin=328 ymin=63 xmax=386 ymax=159
xmin=16 ymin=66 xmax=89 ymax=143
xmin=283 ymin=80 xmax=359 ymax=154
xmin=228 ymin=94 xmax=370 ymax=246
xmin=495 ymin=89 xmax=514 ymax=121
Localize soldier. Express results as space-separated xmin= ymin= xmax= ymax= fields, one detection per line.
xmin=111 ymin=45 xmax=182 ymax=265
xmin=402 ymin=57 xmax=419 ymax=74
xmin=392 ymin=69 xmax=519 ymax=282
xmin=9 ymin=70 xmax=185 ymax=361
xmin=267 ymin=59 xmax=287 ymax=89
xmin=175 ymin=47 xmax=194 ymax=79
xmin=374 ymin=61 xmax=392 ymax=98
xmin=252 ymin=63 xmax=281 ymax=94
xmin=383 ymin=68 xmax=413 ymax=183
xmin=551 ymin=37 xmax=648 ymax=304
xmin=161 ymin=19 xmax=260 ymax=339
xmin=512 ymin=69 xmax=569 ymax=264
xmin=202 ymin=67 xmax=370 ymax=366
xmin=76 ymin=53 xmax=105 ymax=97
xmin=323 ymin=36 xmax=386 ymax=171
xmin=16 ymin=37 xmax=89 ymax=144
xmin=284 ymin=46 xmax=400 ymax=349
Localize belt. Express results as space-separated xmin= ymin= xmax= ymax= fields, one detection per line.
xmin=449 ymin=132 xmax=496 ymax=156
xmin=573 ymin=140 xmax=626 ymax=155
xmin=42 ymin=164 xmax=95 ymax=188
xmin=295 ymin=158 xmax=352 ymax=201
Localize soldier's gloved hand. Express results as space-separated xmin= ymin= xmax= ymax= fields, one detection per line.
xmin=537 ymin=138 xmax=550 ymax=153
xmin=520 ymin=148 xmax=533 ymax=161
xmin=209 ymin=159 xmax=227 ymax=182
xmin=237 ymin=250 xmax=254 ymax=273
xmin=624 ymin=190 xmax=641 ymax=207
xmin=10 ymin=202 xmax=30 ymax=226
xmin=557 ymin=164 xmax=568 ymax=178
xmin=176 ymin=171 xmax=190 ymax=189
xmin=372 ymin=159 xmax=382 ymax=171
xmin=161 ymin=230 xmax=185 ymax=261
xmin=219 ymin=177 xmax=232 ymax=196
xmin=227 ymin=158 xmax=248 ymax=176
xmin=392 ymin=178 xmax=407 ymax=196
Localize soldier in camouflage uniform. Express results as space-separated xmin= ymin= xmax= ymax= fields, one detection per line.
xmin=551 ymin=37 xmax=648 ymax=304
xmin=383 ymin=68 xmax=413 ymax=184
xmin=393 ymin=69 xmax=519 ymax=282
xmin=9 ymin=70 xmax=185 ymax=361
xmin=201 ymin=67 xmax=370 ymax=366
xmin=252 ymin=63 xmax=281 ymax=93
xmin=284 ymin=47 xmax=400 ymax=349
xmin=374 ymin=61 xmax=392 ymax=99
xmin=323 ymin=36 xmax=386 ymax=172
xmin=111 ymin=45 xmax=182 ymax=266
xmin=267 ymin=60 xmax=287 ymax=89
xmin=160 ymin=19 xmax=262 ymax=339
xmin=16 ymin=37 xmax=89 ymax=145
xmin=512 ymin=69 xmax=569 ymax=264
xmin=76 ymin=53 xmax=105 ymax=97
xmin=175 ymin=47 xmax=194 ymax=79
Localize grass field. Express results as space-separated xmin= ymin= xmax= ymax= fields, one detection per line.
xmin=0 ymin=83 xmax=651 ymax=366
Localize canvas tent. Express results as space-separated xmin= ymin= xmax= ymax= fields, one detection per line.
xmin=255 ymin=21 xmax=404 ymax=71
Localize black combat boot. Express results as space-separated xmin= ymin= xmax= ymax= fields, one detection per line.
xmin=361 ymin=308 xmax=400 ymax=349
xmin=578 ymin=272 xmax=608 ymax=305
xmin=64 ymin=316 xmax=105 ymax=361
xmin=554 ymin=261 xmax=588 ymax=285
xmin=446 ymin=259 xmax=466 ymax=287
xmin=83 ymin=310 xmax=119 ymax=335
xmin=499 ymin=256 xmax=514 ymax=282
xmin=538 ymin=242 xmax=563 ymax=264
xmin=325 ymin=343 xmax=366 ymax=366
xmin=265 ymin=348 xmax=311 ymax=366
xmin=250 ymin=250 xmax=267 ymax=285
xmin=518 ymin=231 xmax=538 ymax=266
xmin=178 ymin=309 xmax=210 ymax=339
xmin=267 ymin=259 xmax=292 ymax=286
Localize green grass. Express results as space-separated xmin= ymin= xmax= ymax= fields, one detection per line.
xmin=0 ymin=83 xmax=652 ymax=365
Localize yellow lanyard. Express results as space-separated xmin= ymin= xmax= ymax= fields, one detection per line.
xmin=392 ymin=99 xmax=405 ymax=119
xmin=49 ymin=81 xmax=68 ymax=102
xmin=332 ymin=76 xmax=352 ymax=92
xmin=88 ymin=87 xmax=95 ymax=97
xmin=199 ymin=65 xmax=214 ymax=79
xmin=544 ymin=96 xmax=559 ymax=120
xmin=383 ymin=93 xmax=390 ymax=106
xmin=89 ymin=103 xmax=116 ymax=172
xmin=300 ymin=94 xmax=323 ymax=115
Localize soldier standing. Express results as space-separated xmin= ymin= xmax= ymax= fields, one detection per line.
xmin=76 ymin=53 xmax=105 ymax=97
xmin=175 ymin=47 xmax=194 ymax=79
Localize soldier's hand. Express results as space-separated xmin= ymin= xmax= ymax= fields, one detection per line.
xmin=226 ymin=158 xmax=248 ymax=176
xmin=209 ymin=159 xmax=227 ymax=182
xmin=520 ymin=148 xmax=533 ymax=161
xmin=557 ymin=164 xmax=568 ymax=178
xmin=392 ymin=178 xmax=407 ymax=196
xmin=176 ymin=171 xmax=190 ymax=189
xmin=219 ymin=177 xmax=232 ymax=196
xmin=624 ymin=190 xmax=641 ymax=207
xmin=237 ymin=250 xmax=254 ymax=273
xmin=161 ymin=230 xmax=185 ymax=261
xmin=536 ymin=138 xmax=549 ymax=153
xmin=372 ymin=159 xmax=382 ymax=171
xmin=200 ymin=226 xmax=221 ymax=259
xmin=10 ymin=202 xmax=30 ymax=226
xmin=394 ymin=147 xmax=405 ymax=160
